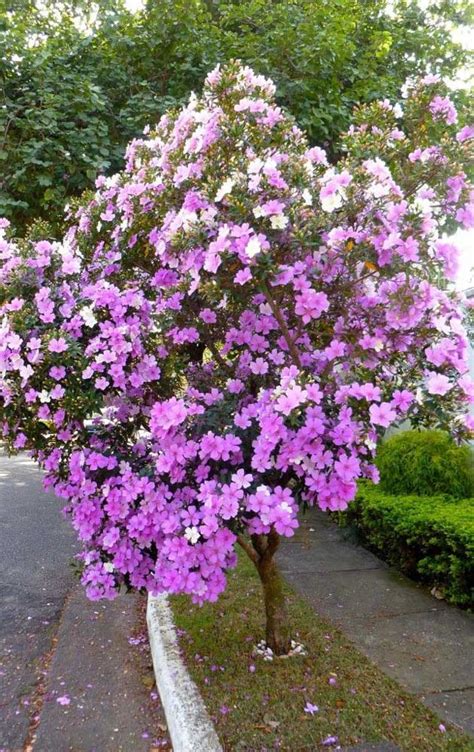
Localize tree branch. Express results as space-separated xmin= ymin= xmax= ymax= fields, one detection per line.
xmin=204 ymin=337 xmax=233 ymax=375
xmin=260 ymin=280 xmax=302 ymax=368
xmin=237 ymin=534 xmax=260 ymax=565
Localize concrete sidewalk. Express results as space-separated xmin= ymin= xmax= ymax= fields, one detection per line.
xmin=278 ymin=508 xmax=474 ymax=735
xmin=32 ymin=587 xmax=170 ymax=752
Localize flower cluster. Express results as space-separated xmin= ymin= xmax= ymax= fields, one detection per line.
xmin=1 ymin=63 xmax=472 ymax=603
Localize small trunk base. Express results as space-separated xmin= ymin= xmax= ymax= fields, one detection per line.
xmin=254 ymin=533 xmax=291 ymax=656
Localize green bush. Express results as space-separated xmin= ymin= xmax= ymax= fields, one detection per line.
xmin=376 ymin=430 xmax=474 ymax=499
xmin=1 ymin=0 xmax=470 ymax=231
xmin=344 ymin=483 xmax=474 ymax=608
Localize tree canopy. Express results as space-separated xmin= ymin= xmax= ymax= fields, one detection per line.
xmin=1 ymin=62 xmax=472 ymax=652
xmin=1 ymin=0 xmax=471 ymax=231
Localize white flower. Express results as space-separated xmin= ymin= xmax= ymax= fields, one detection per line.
xmin=264 ymin=157 xmax=277 ymax=171
xmin=253 ymin=206 xmax=264 ymax=218
xmin=367 ymin=182 xmax=390 ymax=198
xmin=270 ymin=214 xmax=288 ymax=230
xmin=393 ymin=103 xmax=403 ymax=118
xmin=302 ymin=188 xmax=313 ymax=205
xmin=104 ymin=562 xmax=114 ymax=573
xmin=245 ymin=236 xmax=261 ymax=258
xmin=321 ymin=191 xmax=344 ymax=213
xmin=247 ymin=158 xmax=263 ymax=174
xmin=39 ymin=390 xmax=50 ymax=403
xmin=184 ymin=526 xmax=200 ymax=545
xmin=215 ymin=178 xmax=234 ymax=202
xmin=80 ymin=306 xmax=97 ymax=328
xmin=181 ymin=209 xmax=198 ymax=230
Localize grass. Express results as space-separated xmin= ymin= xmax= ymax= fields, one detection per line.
xmin=170 ymin=553 xmax=474 ymax=752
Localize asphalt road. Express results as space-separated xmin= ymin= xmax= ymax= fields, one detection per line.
xmin=0 ymin=453 xmax=77 ymax=751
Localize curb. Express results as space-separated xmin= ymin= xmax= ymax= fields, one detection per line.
xmin=146 ymin=594 xmax=223 ymax=752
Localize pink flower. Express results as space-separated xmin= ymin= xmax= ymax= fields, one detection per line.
xmin=295 ymin=290 xmax=329 ymax=323
xmin=150 ymin=397 xmax=188 ymax=434
xmin=256 ymin=199 xmax=285 ymax=217
xmin=234 ymin=268 xmax=252 ymax=285
xmin=369 ymin=402 xmax=396 ymax=428
xmin=390 ymin=389 xmax=414 ymax=412
xmin=231 ymin=469 xmax=253 ymax=489
xmin=457 ymin=125 xmax=474 ymax=143
xmin=250 ymin=358 xmax=268 ymax=375
xmin=56 ymin=695 xmax=70 ymax=706
xmin=199 ymin=308 xmax=217 ymax=324
xmin=458 ymin=374 xmax=474 ymax=402
xmin=434 ymin=241 xmax=459 ymax=281
xmin=227 ymin=378 xmax=244 ymax=394
xmin=304 ymin=701 xmax=319 ymax=715
xmin=48 ymin=338 xmax=68 ymax=353
xmin=275 ymin=385 xmax=307 ymax=415
xmin=426 ymin=372 xmax=452 ymax=396
xmin=334 ymin=453 xmax=361 ymax=482
xmin=429 ymin=95 xmax=457 ymax=125
xmin=321 ymin=736 xmax=339 ymax=747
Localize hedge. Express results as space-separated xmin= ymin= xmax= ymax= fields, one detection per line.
xmin=376 ymin=430 xmax=474 ymax=499
xmin=341 ymin=483 xmax=474 ymax=608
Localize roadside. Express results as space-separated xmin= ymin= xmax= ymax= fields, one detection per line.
xmin=0 ymin=453 xmax=77 ymax=751
xmin=31 ymin=588 xmax=170 ymax=752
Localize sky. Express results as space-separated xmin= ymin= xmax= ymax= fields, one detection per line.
xmin=122 ymin=0 xmax=472 ymax=290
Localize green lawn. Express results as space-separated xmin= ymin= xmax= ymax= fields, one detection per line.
xmin=170 ymin=553 xmax=473 ymax=752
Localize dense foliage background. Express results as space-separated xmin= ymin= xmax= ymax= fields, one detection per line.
xmin=1 ymin=0 xmax=471 ymax=231
xmin=376 ymin=429 xmax=474 ymax=498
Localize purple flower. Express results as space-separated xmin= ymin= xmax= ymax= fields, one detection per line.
xmin=429 ymin=95 xmax=457 ymax=126
xmin=426 ymin=372 xmax=452 ymax=396
xmin=321 ymin=735 xmax=339 ymax=747
xmin=48 ymin=337 xmax=68 ymax=353
xmin=369 ymin=402 xmax=396 ymax=428
xmin=234 ymin=268 xmax=252 ymax=285
xmin=295 ymin=290 xmax=329 ymax=323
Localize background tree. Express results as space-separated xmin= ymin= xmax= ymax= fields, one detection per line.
xmin=1 ymin=0 xmax=471 ymax=231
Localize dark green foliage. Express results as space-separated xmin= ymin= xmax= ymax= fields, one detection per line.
xmin=343 ymin=483 xmax=474 ymax=608
xmin=376 ymin=430 xmax=474 ymax=499
xmin=1 ymin=0 xmax=471 ymax=231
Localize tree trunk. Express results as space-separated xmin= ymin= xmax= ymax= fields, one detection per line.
xmin=239 ymin=529 xmax=291 ymax=656
xmin=256 ymin=550 xmax=291 ymax=655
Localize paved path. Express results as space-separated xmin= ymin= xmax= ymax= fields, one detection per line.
xmin=33 ymin=587 xmax=169 ymax=752
xmin=0 ymin=453 xmax=169 ymax=752
xmin=0 ymin=453 xmax=77 ymax=751
xmin=278 ymin=507 xmax=474 ymax=735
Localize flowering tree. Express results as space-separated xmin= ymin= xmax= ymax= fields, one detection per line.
xmin=1 ymin=63 xmax=473 ymax=654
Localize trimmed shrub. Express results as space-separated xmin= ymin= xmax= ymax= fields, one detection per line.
xmin=376 ymin=430 xmax=474 ymax=499
xmin=344 ymin=483 xmax=474 ymax=608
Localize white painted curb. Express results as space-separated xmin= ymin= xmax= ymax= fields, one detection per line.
xmin=147 ymin=594 xmax=223 ymax=752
